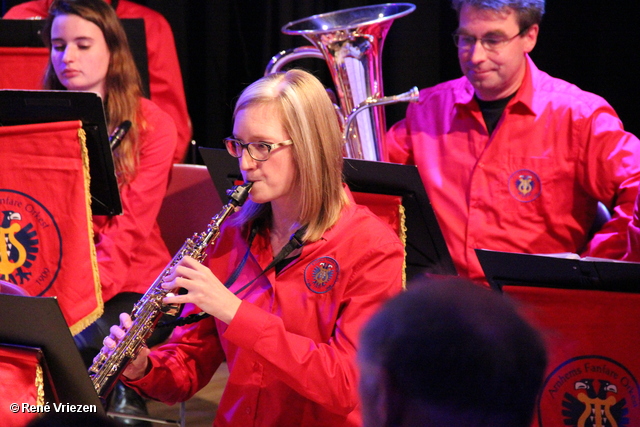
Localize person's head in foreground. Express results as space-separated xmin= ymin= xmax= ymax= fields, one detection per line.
xmin=358 ymin=276 xmax=547 ymax=427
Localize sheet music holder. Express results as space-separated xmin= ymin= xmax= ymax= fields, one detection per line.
xmin=475 ymin=248 xmax=640 ymax=293
xmin=0 ymin=19 xmax=150 ymax=97
xmin=199 ymin=147 xmax=457 ymax=278
xmin=0 ymin=89 xmax=122 ymax=216
xmin=0 ymin=294 xmax=104 ymax=413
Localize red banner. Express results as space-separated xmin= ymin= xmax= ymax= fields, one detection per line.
xmin=352 ymin=192 xmax=406 ymax=287
xmin=504 ymin=286 xmax=640 ymax=427
xmin=0 ymin=345 xmax=45 ymax=427
xmin=352 ymin=192 xmax=403 ymax=236
xmin=0 ymin=47 xmax=49 ymax=90
xmin=0 ymin=121 xmax=102 ymax=335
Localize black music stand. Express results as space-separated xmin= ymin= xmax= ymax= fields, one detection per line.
xmin=199 ymin=147 xmax=457 ymax=278
xmin=475 ymin=248 xmax=640 ymax=293
xmin=0 ymin=294 xmax=104 ymax=413
xmin=0 ymin=19 xmax=150 ymax=97
xmin=0 ymin=89 xmax=122 ymax=216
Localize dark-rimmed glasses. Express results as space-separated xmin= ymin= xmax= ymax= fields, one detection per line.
xmin=452 ymin=27 xmax=530 ymax=52
xmin=223 ymin=137 xmax=293 ymax=162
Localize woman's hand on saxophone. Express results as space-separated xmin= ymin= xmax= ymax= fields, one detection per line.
xmin=162 ymin=255 xmax=242 ymax=325
xmin=99 ymin=312 xmax=151 ymax=381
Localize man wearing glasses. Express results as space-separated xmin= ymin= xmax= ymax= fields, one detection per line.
xmin=386 ymin=0 xmax=640 ymax=283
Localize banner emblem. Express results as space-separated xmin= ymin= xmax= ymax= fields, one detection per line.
xmin=538 ymin=355 xmax=639 ymax=427
xmin=0 ymin=190 xmax=62 ymax=294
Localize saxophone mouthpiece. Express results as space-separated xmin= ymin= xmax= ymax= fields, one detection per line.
xmin=227 ymin=181 xmax=253 ymax=207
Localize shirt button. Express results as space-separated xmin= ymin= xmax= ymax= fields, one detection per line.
xmin=245 ymin=407 xmax=251 ymax=414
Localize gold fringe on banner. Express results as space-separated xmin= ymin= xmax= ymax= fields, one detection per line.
xmin=398 ymin=204 xmax=407 ymax=289
xmin=70 ymin=127 xmax=104 ymax=336
xmin=35 ymin=364 xmax=44 ymax=407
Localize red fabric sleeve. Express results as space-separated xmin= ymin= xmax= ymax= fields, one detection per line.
xmin=222 ymin=240 xmax=405 ymax=415
xmin=385 ymin=117 xmax=414 ymax=165
xmin=92 ymin=99 xmax=176 ymax=300
xmin=125 ymin=5 xmax=192 ymax=162
xmin=580 ymin=108 xmax=640 ymax=259
xmin=623 ymin=193 xmax=640 ymax=261
xmin=125 ymin=304 xmax=225 ymax=405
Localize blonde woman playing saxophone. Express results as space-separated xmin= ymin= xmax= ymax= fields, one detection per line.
xmin=100 ymin=69 xmax=404 ymax=427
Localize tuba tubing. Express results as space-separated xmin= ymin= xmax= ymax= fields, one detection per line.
xmin=265 ymin=3 xmax=418 ymax=162
xmin=265 ymin=46 xmax=326 ymax=74
xmin=344 ymin=86 xmax=419 ymax=159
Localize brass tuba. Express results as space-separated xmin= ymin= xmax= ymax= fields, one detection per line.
xmin=265 ymin=3 xmax=419 ymax=162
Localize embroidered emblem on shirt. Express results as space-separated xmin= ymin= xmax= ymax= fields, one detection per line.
xmin=508 ymin=169 xmax=541 ymax=202
xmin=304 ymin=256 xmax=339 ymax=294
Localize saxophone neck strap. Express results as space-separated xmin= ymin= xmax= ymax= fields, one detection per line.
xmin=229 ymin=224 xmax=307 ymax=294
xmin=163 ymin=224 xmax=306 ymax=328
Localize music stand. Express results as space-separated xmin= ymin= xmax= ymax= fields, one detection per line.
xmin=0 ymin=19 xmax=150 ymax=97
xmin=0 ymin=294 xmax=104 ymax=413
xmin=0 ymin=89 xmax=122 ymax=216
xmin=199 ymin=147 xmax=457 ymax=278
xmin=475 ymin=248 xmax=640 ymax=293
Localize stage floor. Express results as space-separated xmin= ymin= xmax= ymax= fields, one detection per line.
xmin=145 ymin=361 xmax=228 ymax=426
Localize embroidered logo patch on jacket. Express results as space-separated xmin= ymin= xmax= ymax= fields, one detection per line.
xmin=508 ymin=169 xmax=541 ymax=202
xmin=304 ymin=256 xmax=339 ymax=294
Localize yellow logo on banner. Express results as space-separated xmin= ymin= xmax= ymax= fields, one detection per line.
xmin=538 ymin=355 xmax=639 ymax=427
xmin=0 ymin=213 xmax=28 ymax=279
xmin=0 ymin=190 xmax=61 ymax=294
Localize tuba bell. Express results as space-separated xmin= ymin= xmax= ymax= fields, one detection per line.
xmin=265 ymin=3 xmax=419 ymax=162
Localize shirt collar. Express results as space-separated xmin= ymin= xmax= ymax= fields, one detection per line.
xmin=313 ymin=184 xmax=353 ymax=244
xmin=454 ymin=54 xmax=536 ymax=115
xmin=46 ymin=0 xmax=114 ymax=8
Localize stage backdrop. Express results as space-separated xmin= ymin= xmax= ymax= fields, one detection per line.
xmin=141 ymin=0 xmax=640 ymax=159
xmin=4 ymin=1 xmax=639 ymax=160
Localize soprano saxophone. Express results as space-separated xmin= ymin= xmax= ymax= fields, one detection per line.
xmin=88 ymin=182 xmax=253 ymax=401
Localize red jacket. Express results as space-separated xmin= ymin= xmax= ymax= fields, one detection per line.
xmin=624 ymin=193 xmax=640 ymax=261
xmin=127 ymin=202 xmax=405 ymax=426
xmin=92 ymin=98 xmax=176 ymax=301
xmin=4 ymin=0 xmax=191 ymax=163
xmin=387 ymin=55 xmax=640 ymax=283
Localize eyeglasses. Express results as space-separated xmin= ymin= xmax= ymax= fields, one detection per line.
xmin=452 ymin=27 xmax=529 ymax=52
xmin=223 ymin=137 xmax=293 ymax=162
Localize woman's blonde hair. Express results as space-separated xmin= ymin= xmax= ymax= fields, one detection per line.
xmin=232 ymin=69 xmax=349 ymax=242
xmin=42 ymin=0 xmax=144 ymax=185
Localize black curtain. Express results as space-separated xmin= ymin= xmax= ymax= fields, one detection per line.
xmin=3 ymin=1 xmax=640 ymax=162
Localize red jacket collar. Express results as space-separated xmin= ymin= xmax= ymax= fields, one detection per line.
xmin=454 ymin=54 xmax=536 ymax=115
